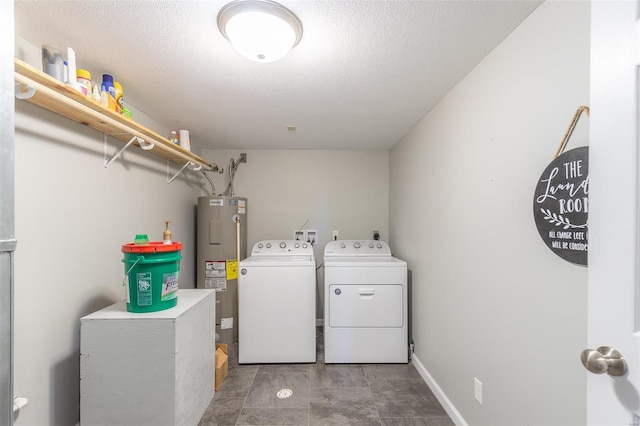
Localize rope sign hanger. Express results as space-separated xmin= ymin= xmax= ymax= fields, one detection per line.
xmin=554 ymin=105 xmax=590 ymax=159
xmin=533 ymin=105 xmax=590 ymax=266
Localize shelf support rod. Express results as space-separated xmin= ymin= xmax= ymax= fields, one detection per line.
xmin=166 ymin=161 xmax=203 ymax=184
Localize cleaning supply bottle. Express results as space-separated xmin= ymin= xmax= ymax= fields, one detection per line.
xmin=134 ymin=234 xmax=149 ymax=245
xmin=100 ymin=85 xmax=108 ymax=107
xmin=114 ymin=81 xmax=123 ymax=114
xmin=163 ymin=221 xmax=172 ymax=245
xmin=66 ymin=47 xmax=81 ymax=93
xmin=76 ymin=69 xmax=92 ymax=98
xmin=92 ymin=84 xmax=101 ymax=103
xmin=169 ymin=131 xmax=179 ymax=145
xmin=101 ymin=74 xmax=116 ymax=111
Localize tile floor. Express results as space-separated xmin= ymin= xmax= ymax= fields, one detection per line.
xmin=198 ymin=329 xmax=454 ymax=426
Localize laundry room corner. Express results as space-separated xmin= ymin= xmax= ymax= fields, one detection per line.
xmin=7 ymin=0 xmax=603 ymax=423
xmin=389 ymin=1 xmax=589 ymax=425
xmin=201 ymin=148 xmax=390 ymax=323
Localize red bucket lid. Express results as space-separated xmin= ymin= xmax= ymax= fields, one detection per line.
xmin=122 ymin=241 xmax=183 ymax=253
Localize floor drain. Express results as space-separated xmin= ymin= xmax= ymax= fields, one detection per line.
xmin=276 ymin=388 xmax=293 ymax=399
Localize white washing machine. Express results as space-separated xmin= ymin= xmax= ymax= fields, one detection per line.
xmin=238 ymin=240 xmax=316 ymax=364
xmin=324 ymin=240 xmax=408 ymax=363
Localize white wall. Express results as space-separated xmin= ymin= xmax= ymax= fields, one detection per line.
xmin=1 ymin=2 xmax=15 ymax=425
xmin=390 ymin=1 xmax=589 ymax=425
xmin=201 ymin=148 xmax=389 ymax=319
xmin=13 ymin=40 xmax=205 ymax=426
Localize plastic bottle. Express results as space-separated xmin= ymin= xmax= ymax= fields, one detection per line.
xmin=92 ymin=84 xmax=101 ymax=103
xmin=100 ymin=85 xmax=108 ymax=108
xmin=66 ymin=47 xmax=81 ymax=93
xmin=179 ymin=130 xmax=190 ymax=151
xmin=169 ymin=131 xmax=179 ymax=145
xmin=163 ymin=221 xmax=172 ymax=245
xmin=76 ymin=69 xmax=92 ymax=98
xmin=101 ymin=74 xmax=116 ymax=111
xmin=114 ymin=81 xmax=123 ymax=114
xmin=134 ymin=234 xmax=149 ymax=245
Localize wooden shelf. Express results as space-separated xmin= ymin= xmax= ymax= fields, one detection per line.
xmin=14 ymin=58 xmax=214 ymax=171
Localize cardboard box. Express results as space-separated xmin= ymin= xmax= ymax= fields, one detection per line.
xmin=215 ymin=343 xmax=228 ymax=390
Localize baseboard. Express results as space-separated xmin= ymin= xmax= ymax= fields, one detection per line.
xmin=411 ymin=354 xmax=468 ymax=426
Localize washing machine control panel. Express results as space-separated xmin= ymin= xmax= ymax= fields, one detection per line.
xmin=251 ymin=240 xmax=313 ymax=256
xmin=324 ymin=240 xmax=391 ymax=256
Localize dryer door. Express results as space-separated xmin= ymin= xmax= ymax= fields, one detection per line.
xmin=328 ymin=284 xmax=403 ymax=328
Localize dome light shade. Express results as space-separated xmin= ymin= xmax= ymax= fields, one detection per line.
xmin=218 ymin=0 xmax=303 ymax=63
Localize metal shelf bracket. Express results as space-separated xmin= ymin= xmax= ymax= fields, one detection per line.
xmin=15 ymin=81 xmax=35 ymax=99
xmin=103 ymin=133 xmax=155 ymax=168
xmin=167 ymin=160 xmax=202 ymax=184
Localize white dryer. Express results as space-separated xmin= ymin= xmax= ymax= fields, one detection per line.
xmin=324 ymin=240 xmax=408 ymax=363
xmin=238 ymin=240 xmax=316 ymax=364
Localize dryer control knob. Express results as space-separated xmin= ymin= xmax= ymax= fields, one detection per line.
xmin=302 ymin=243 xmax=308 ymax=248
xmin=340 ymin=243 xmax=346 ymax=249
xmin=294 ymin=243 xmax=300 ymax=248
xmin=377 ymin=243 xmax=383 ymax=248
xmin=258 ymin=243 xmax=263 ymax=249
xmin=279 ymin=241 xmax=287 ymax=249
xmin=369 ymin=243 xmax=374 ymax=248
xmin=266 ymin=243 xmax=272 ymax=248
xmin=354 ymin=242 xmax=361 ymax=249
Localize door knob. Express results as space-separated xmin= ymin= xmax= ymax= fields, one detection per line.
xmin=580 ymin=346 xmax=627 ymax=376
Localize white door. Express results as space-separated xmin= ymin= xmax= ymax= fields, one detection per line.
xmin=588 ymin=1 xmax=640 ymax=423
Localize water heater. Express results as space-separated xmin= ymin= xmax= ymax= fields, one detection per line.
xmin=197 ymin=196 xmax=247 ymax=343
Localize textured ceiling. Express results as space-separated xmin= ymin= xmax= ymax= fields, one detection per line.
xmin=14 ymin=0 xmax=542 ymax=151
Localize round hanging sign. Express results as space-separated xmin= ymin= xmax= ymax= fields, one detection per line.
xmin=533 ymin=146 xmax=588 ymax=266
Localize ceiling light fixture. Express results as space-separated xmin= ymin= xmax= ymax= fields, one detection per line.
xmin=217 ymin=0 xmax=303 ymax=63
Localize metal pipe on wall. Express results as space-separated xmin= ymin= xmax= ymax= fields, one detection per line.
xmin=236 ymin=216 xmax=241 ymax=264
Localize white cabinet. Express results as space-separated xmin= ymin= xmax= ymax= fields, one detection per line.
xmin=80 ymin=289 xmax=216 ymax=426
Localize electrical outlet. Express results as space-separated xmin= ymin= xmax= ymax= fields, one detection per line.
xmin=293 ymin=230 xmax=305 ymax=241
xmin=373 ymin=230 xmax=380 ymax=240
xmin=332 ymin=230 xmax=339 ymax=240
xmin=306 ymin=230 xmax=318 ymax=245
xmin=474 ymin=377 xmax=483 ymax=405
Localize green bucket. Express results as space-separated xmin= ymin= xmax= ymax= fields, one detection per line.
xmin=122 ymin=240 xmax=183 ymax=313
